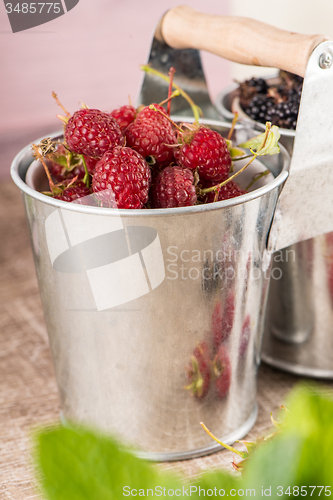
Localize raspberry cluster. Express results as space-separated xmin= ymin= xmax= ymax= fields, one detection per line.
xmin=36 ymin=93 xmax=250 ymax=208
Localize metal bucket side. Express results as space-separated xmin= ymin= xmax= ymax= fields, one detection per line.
xmin=215 ymin=83 xmax=333 ymax=379
xmin=11 ymin=123 xmax=290 ymax=459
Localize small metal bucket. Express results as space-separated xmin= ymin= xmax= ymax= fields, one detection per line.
xmin=216 ymin=74 xmax=333 ymax=379
xmin=11 ymin=121 xmax=290 ymax=460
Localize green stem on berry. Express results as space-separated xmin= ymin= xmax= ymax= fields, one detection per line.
xmin=31 ymin=143 xmax=56 ymax=191
xmin=246 ymin=169 xmax=270 ymax=190
xmin=200 ymin=154 xmax=258 ymax=194
xmin=227 ymin=112 xmax=238 ymax=141
xmin=232 ymin=153 xmax=254 ymax=161
xmin=158 ymin=90 xmax=180 ymax=108
xmin=167 ymin=67 xmax=176 ymax=116
xmin=201 ymin=122 xmax=273 ymax=195
xmin=149 ymin=105 xmax=184 ymax=132
xmin=200 ymin=422 xmax=248 ymax=459
xmin=80 ymin=155 xmax=90 ymax=188
xmin=140 ymin=65 xmax=202 ymax=122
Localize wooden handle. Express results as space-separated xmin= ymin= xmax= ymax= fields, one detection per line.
xmin=158 ymin=5 xmax=327 ymax=77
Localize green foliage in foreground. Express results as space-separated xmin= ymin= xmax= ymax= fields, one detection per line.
xmin=34 ymin=384 xmax=333 ymax=499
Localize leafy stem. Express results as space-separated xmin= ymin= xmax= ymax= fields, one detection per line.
xmin=140 ymin=64 xmax=202 ymax=122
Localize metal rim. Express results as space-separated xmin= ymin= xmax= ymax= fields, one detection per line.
xmin=261 ymin=353 xmax=333 ymax=379
xmin=134 ymin=404 xmax=258 ymax=462
xmin=10 ymin=118 xmax=290 ymax=217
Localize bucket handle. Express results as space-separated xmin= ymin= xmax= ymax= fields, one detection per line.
xmin=156 ymin=6 xmax=327 ymax=78
xmin=157 ymin=7 xmax=333 ymax=250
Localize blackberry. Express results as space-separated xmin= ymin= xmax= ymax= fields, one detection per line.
xmin=238 ymin=71 xmax=303 ymax=130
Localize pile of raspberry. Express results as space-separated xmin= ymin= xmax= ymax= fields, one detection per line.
xmin=43 ymin=102 xmax=247 ymax=209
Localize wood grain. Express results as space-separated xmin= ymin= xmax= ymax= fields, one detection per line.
xmin=160 ymin=6 xmax=327 ymax=77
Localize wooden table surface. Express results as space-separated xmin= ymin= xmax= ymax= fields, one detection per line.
xmin=1 ymin=178 xmax=331 ymax=499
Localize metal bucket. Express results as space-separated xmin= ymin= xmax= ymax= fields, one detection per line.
xmin=215 ymin=77 xmax=333 ymax=379
xmin=11 ymin=121 xmax=290 ymax=461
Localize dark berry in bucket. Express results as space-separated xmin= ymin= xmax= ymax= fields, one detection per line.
xmin=239 ymin=71 xmax=303 ymax=130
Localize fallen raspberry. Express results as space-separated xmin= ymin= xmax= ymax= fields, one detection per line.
xmin=92 ymin=146 xmax=151 ymax=209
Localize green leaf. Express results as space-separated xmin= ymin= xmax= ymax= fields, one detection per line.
xmin=284 ymin=384 xmax=333 ymax=487
xmin=191 ymin=469 xmax=243 ymax=499
xmin=34 ymin=425 xmax=183 ymax=500
xmin=239 ymin=125 xmax=280 ymax=156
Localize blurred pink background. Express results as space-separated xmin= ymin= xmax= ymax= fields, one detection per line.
xmin=0 ymin=0 xmax=231 ymax=180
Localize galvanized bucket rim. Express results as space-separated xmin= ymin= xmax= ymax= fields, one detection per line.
xmin=215 ymin=78 xmax=296 ymax=138
xmin=11 ymin=117 xmax=290 ymax=218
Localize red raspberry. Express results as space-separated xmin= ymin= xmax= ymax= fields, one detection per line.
xmin=202 ymin=180 xmax=247 ymax=204
xmin=151 ymin=166 xmax=197 ymax=208
xmin=175 ymin=127 xmax=232 ymax=182
xmin=136 ymin=103 xmax=167 ymax=120
xmin=92 ymin=147 xmax=151 ymax=209
xmin=65 ymin=109 xmax=124 ymax=158
xmin=53 ymin=181 xmax=91 ymax=203
xmin=110 ymin=105 xmax=136 ymax=131
xmin=213 ymin=345 xmax=231 ymax=399
xmin=186 ymin=341 xmax=211 ymax=400
xmin=125 ymin=108 xmax=176 ymax=167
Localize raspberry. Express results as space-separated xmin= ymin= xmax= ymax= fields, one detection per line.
xmin=92 ymin=147 xmax=151 ymax=209
xmin=53 ymin=181 xmax=91 ymax=203
xmin=202 ymin=180 xmax=247 ymax=204
xmin=49 ymin=156 xmax=97 ymax=183
xmin=110 ymin=105 xmax=136 ymax=131
xmin=125 ymin=107 xmax=176 ymax=166
xmin=213 ymin=345 xmax=231 ymax=399
xmin=151 ymin=166 xmax=197 ymax=208
xmin=175 ymin=127 xmax=232 ymax=182
xmin=65 ymin=109 xmax=124 ymax=158
xmin=137 ymin=103 xmax=167 ymax=120
xmin=186 ymin=341 xmax=211 ymax=400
